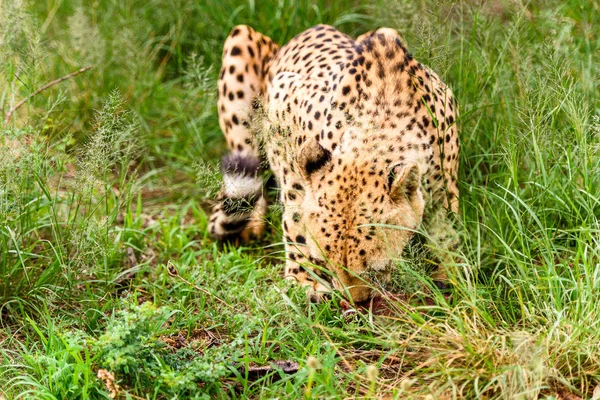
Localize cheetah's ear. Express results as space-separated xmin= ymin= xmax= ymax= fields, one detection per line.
xmin=297 ymin=138 xmax=332 ymax=181
xmin=388 ymin=162 xmax=421 ymax=203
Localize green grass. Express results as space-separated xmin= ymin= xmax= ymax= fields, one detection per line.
xmin=1 ymin=0 xmax=599 ymax=398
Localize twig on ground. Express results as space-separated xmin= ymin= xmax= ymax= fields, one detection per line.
xmin=4 ymin=65 xmax=93 ymax=124
xmin=236 ymin=360 xmax=300 ymax=380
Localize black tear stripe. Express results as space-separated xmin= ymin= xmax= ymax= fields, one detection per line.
xmin=221 ymin=153 xmax=261 ymax=177
xmin=387 ymin=169 xmax=396 ymax=190
xmin=304 ymin=148 xmax=332 ymax=175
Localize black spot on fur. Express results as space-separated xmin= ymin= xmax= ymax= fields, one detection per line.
xmin=231 ymin=46 xmax=242 ymax=56
xmin=295 ymin=235 xmax=306 ymax=244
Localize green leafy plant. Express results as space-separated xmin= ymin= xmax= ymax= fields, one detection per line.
xmin=94 ymin=299 xmax=240 ymax=398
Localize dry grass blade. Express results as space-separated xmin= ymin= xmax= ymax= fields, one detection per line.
xmin=166 ymin=261 xmax=241 ymax=311
xmin=4 ymin=65 xmax=93 ymax=123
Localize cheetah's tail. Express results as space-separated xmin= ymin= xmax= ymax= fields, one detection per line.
xmin=208 ymin=153 xmax=264 ymax=239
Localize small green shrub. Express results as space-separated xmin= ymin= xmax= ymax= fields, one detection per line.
xmin=94 ymin=300 xmax=239 ymax=398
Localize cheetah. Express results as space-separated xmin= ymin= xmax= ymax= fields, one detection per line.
xmin=209 ymin=25 xmax=459 ymax=302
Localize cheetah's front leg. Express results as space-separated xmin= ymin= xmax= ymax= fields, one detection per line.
xmin=280 ymin=182 xmax=332 ymax=302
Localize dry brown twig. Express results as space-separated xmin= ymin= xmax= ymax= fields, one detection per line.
xmin=236 ymin=360 xmax=300 ymax=380
xmin=4 ymin=65 xmax=93 ymax=124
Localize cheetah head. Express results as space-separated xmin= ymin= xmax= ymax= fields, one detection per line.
xmin=297 ymin=134 xmax=425 ymax=302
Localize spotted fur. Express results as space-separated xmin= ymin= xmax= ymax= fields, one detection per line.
xmin=209 ymin=25 xmax=460 ymax=302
